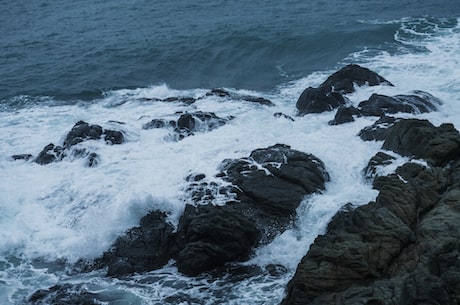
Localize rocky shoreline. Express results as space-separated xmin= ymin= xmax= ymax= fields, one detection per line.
xmin=21 ymin=65 xmax=460 ymax=305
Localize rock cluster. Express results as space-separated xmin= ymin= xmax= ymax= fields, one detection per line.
xmin=281 ymin=121 xmax=460 ymax=304
xmin=95 ymin=144 xmax=329 ymax=277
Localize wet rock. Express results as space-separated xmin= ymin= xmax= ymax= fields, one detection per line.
xmin=318 ymin=64 xmax=393 ymax=94
xmin=204 ymin=88 xmax=274 ymax=106
xmin=143 ymin=111 xmax=234 ymax=140
xmin=328 ymin=105 xmax=360 ymax=125
xmin=358 ymin=116 xmax=398 ymax=141
xmin=281 ymin=152 xmax=460 ymax=305
xmin=382 ymin=119 xmax=460 ymax=166
xmin=296 ymin=87 xmax=346 ymax=115
xmin=95 ymin=144 xmax=329 ymax=277
xmin=63 ymin=120 xmax=103 ymax=148
xmin=28 ymin=284 xmax=99 ymax=305
xmin=358 ymin=92 xmax=438 ymax=116
xmin=34 ymin=143 xmax=64 ymax=165
xmin=97 ymin=211 xmax=175 ymax=277
xmin=363 ymin=151 xmax=396 ymax=181
xmin=274 ymin=112 xmax=295 ymax=121
xmin=11 ymin=154 xmax=33 ymax=161
xmin=175 ymin=203 xmax=260 ymax=276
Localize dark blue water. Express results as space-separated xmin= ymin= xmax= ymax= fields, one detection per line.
xmin=2 ymin=0 xmax=459 ymax=101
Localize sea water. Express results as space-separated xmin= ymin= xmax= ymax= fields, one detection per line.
xmin=1 ymin=1 xmax=460 ymax=304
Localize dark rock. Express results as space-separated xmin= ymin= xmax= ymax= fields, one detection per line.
xmin=142 ymin=119 xmax=176 ymax=130
xmin=274 ymin=112 xmax=295 ymax=121
xmin=103 ymin=130 xmax=124 ymax=145
xmin=328 ymin=105 xmax=360 ymax=125
xmin=143 ymin=111 xmax=233 ymax=140
xmin=319 ymin=64 xmax=393 ymax=94
xmin=363 ymin=151 xmax=396 ymax=181
xmin=204 ymin=88 xmax=275 ymax=106
xmin=11 ymin=154 xmax=33 ymax=161
xmin=358 ymin=116 xmax=398 ymax=141
xmin=175 ymin=203 xmax=260 ymax=276
xmin=28 ymin=284 xmax=99 ymax=305
xmin=296 ymin=87 xmax=346 ymax=115
xmin=220 ymin=144 xmax=330 ymax=216
xmin=97 ymin=211 xmax=175 ymax=277
xmin=382 ymin=119 xmax=460 ymax=166
xmin=34 ymin=143 xmax=64 ymax=165
xmin=281 ymin=156 xmax=460 ymax=305
xmin=63 ymin=121 xmax=103 ymax=148
xmin=359 ymin=92 xmax=438 ymax=116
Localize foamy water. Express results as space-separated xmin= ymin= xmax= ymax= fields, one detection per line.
xmin=1 ymin=17 xmax=460 ymax=304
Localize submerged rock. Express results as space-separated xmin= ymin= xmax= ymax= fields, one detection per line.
xmin=328 ymin=105 xmax=361 ymax=125
xmin=143 ymin=111 xmax=234 ymax=140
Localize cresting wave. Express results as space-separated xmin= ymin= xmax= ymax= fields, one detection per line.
xmin=1 ymin=17 xmax=460 ymax=304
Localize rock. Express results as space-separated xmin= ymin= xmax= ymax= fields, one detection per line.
xmin=358 ymin=93 xmax=438 ymax=116
xmin=34 ymin=143 xmax=64 ymax=165
xmin=94 ymin=144 xmax=329 ymax=277
xmin=274 ymin=112 xmax=295 ymax=121
xmin=318 ymin=64 xmax=393 ymax=94
xmin=358 ymin=116 xmax=398 ymax=141
xmin=28 ymin=284 xmax=99 ymax=305
xmin=11 ymin=154 xmax=33 ymax=161
xmin=174 ymin=203 xmax=260 ymax=276
xmin=143 ymin=111 xmax=234 ymax=140
xmin=363 ymin=151 xmax=396 ymax=181
xmin=382 ymin=119 xmax=460 ymax=166
xmin=328 ymin=105 xmax=360 ymax=125
xmin=296 ymin=87 xmax=346 ymax=115
xmin=281 ymin=153 xmax=460 ymax=305
xmin=204 ymin=88 xmax=275 ymax=106
xmin=220 ymin=144 xmax=330 ymax=216
xmin=63 ymin=120 xmax=103 ymax=148
xmin=97 ymin=211 xmax=175 ymax=277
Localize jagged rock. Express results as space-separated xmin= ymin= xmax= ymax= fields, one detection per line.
xmin=143 ymin=111 xmax=233 ymax=140
xmin=328 ymin=105 xmax=360 ymax=125
xmin=382 ymin=119 xmax=460 ymax=166
xmin=34 ymin=143 xmax=64 ymax=165
xmin=274 ymin=112 xmax=295 ymax=121
xmin=204 ymin=88 xmax=275 ymax=106
xmin=97 ymin=211 xmax=175 ymax=277
xmin=281 ymin=152 xmax=460 ymax=305
xmin=358 ymin=92 xmax=438 ymax=116
xmin=175 ymin=203 xmax=260 ymax=276
xmin=93 ymin=144 xmax=329 ymax=277
xmin=28 ymin=284 xmax=99 ymax=305
xmin=318 ymin=64 xmax=393 ymax=94
xmin=296 ymin=87 xmax=346 ymax=115
xmin=363 ymin=151 xmax=396 ymax=180
xmin=358 ymin=116 xmax=398 ymax=141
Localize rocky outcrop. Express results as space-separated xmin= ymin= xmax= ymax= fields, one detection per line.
xmin=296 ymin=64 xmax=392 ymax=116
xmin=281 ymin=120 xmax=460 ymax=305
xmin=143 ymin=111 xmax=234 ymax=140
xmin=95 ymin=144 xmax=329 ymax=277
xmin=12 ymin=120 xmax=125 ymax=166
xmin=319 ymin=64 xmax=393 ymax=94
xmin=359 ymin=92 xmax=439 ymax=116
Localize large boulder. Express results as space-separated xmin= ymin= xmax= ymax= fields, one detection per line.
xmin=281 ymin=159 xmax=460 ymax=305
xmin=97 ymin=211 xmax=175 ymax=277
xmin=296 ymin=87 xmax=346 ymax=115
xmin=318 ymin=64 xmax=393 ymax=94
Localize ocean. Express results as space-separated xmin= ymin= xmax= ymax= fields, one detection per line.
xmin=1 ymin=0 xmax=460 ymax=304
